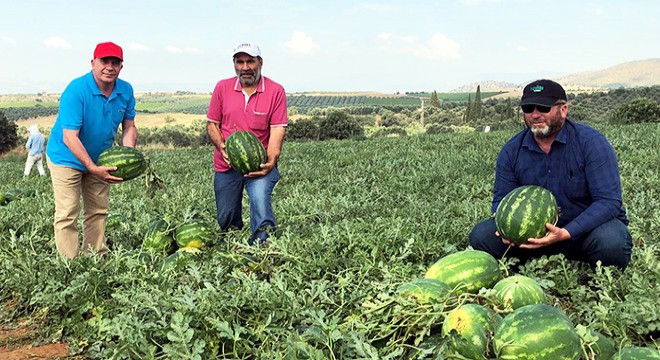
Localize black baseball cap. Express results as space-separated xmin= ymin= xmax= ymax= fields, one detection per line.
xmin=520 ymin=79 xmax=567 ymax=106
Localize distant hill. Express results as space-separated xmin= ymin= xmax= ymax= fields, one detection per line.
xmin=452 ymin=58 xmax=660 ymax=93
xmin=554 ymin=58 xmax=660 ymax=89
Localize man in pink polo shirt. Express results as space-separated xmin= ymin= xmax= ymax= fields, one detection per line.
xmin=206 ymin=42 xmax=288 ymax=245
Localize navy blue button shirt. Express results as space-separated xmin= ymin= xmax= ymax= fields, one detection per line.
xmin=492 ymin=119 xmax=628 ymax=240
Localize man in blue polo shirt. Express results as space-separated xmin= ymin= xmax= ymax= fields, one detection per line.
xmin=469 ymin=79 xmax=632 ymax=270
xmin=46 ymin=41 xmax=138 ymax=259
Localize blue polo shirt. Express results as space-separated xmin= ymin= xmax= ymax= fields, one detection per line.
xmin=46 ymin=71 xmax=136 ymax=171
xmin=492 ymin=119 xmax=628 ymax=240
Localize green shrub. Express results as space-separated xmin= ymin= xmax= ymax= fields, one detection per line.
xmin=0 ymin=111 xmax=19 ymax=154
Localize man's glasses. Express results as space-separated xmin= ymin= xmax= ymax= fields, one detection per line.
xmin=521 ymin=102 xmax=565 ymax=114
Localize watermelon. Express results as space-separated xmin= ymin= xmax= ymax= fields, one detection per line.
xmin=174 ymin=220 xmax=213 ymax=248
xmin=396 ymin=278 xmax=452 ymax=304
xmin=0 ymin=193 xmax=6 ymax=206
xmin=162 ymin=246 xmax=202 ymax=270
xmin=493 ymin=304 xmax=582 ymax=360
xmin=441 ymin=303 xmax=502 ymax=359
xmin=225 ymin=130 xmax=267 ymax=174
xmin=492 ymin=275 xmax=547 ymax=311
xmin=584 ymin=329 xmax=616 ymax=360
xmin=143 ymin=219 xmax=176 ymax=254
xmin=609 ymin=347 xmax=660 ymax=359
xmin=4 ymin=188 xmax=24 ymax=202
xmin=495 ymin=185 xmax=558 ymax=245
xmin=97 ymin=146 xmax=148 ymax=181
xmin=425 ymin=250 xmax=502 ymax=295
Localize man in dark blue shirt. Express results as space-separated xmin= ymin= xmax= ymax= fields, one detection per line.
xmin=469 ymin=79 xmax=632 ymax=270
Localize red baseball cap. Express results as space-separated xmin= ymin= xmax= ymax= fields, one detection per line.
xmin=93 ymin=42 xmax=123 ymax=61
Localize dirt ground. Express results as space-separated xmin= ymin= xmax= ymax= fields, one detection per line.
xmin=0 ymin=324 xmax=71 ymax=360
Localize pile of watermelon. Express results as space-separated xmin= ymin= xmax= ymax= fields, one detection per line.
xmin=141 ymin=217 xmax=214 ymax=269
xmin=395 ymin=248 xmax=660 ymax=359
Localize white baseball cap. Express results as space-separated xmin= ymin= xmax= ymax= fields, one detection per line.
xmin=232 ymin=43 xmax=261 ymax=57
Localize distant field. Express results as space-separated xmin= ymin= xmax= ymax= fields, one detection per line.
xmin=15 ymin=112 xmax=206 ymax=130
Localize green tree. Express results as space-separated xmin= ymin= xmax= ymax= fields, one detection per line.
xmin=429 ymin=91 xmax=441 ymax=108
xmin=471 ymin=85 xmax=483 ymax=121
xmin=0 ymin=111 xmax=19 ymax=154
xmin=608 ymin=97 xmax=660 ymax=124
xmin=317 ymin=109 xmax=364 ymax=140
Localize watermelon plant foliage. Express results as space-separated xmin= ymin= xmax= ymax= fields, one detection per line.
xmin=0 ymin=123 xmax=659 ymax=358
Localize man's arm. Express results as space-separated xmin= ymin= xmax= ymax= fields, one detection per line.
xmin=121 ymin=119 xmax=138 ymax=147
xmin=62 ymin=129 xmax=120 ymax=181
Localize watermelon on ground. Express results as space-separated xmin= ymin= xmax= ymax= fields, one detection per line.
xmin=583 ymin=329 xmax=616 ymax=360
xmin=492 ymin=275 xmax=547 ymax=311
xmin=4 ymin=188 xmax=25 ymax=202
xmin=175 ymin=220 xmax=213 ymax=248
xmin=495 ymin=185 xmax=558 ymax=245
xmin=493 ymin=304 xmax=582 ymax=360
xmin=425 ymin=249 xmax=502 ymax=295
xmin=441 ymin=303 xmax=502 ymax=359
xmin=396 ymin=278 xmax=452 ymax=304
xmin=97 ymin=146 xmax=148 ymax=181
xmin=225 ymin=130 xmax=267 ymax=174
xmin=143 ymin=219 xmax=176 ymax=254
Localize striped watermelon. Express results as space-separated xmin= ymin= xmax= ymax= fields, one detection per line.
xmin=0 ymin=193 xmax=6 ymax=206
xmin=493 ymin=304 xmax=582 ymax=360
xmin=143 ymin=219 xmax=176 ymax=254
xmin=162 ymin=246 xmax=202 ymax=270
xmin=584 ymin=329 xmax=616 ymax=360
xmin=225 ymin=130 xmax=267 ymax=174
xmin=97 ymin=146 xmax=148 ymax=181
xmin=441 ymin=303 xmax=502 ymax=359
xmin=396 ymin=278 xmax=452 ymax=304
xmin=4 ymin=188 xmax=25 ymax=202
xmin=495 ymin=185 xmax=558 ymax=245
xmin=425 ymin=250 xmax=502 ymax=295
xmin=609 ymin=347 xmax=660 ymax=359
xmin=174 ymin=220 xmax=213 ymax=248
xmin=493 ymin=275 xmax=547 ymax=311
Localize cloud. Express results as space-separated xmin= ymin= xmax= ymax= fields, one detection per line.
xmin=377 ymin=32 xmax=461 ymax=60
xmin=516 ymin=45 xmax=529 ymax=53
xmin=285 ymin=31 xmax=320 ymax=54
xmin=128 ymin=43 xmax=151 ymax=51
xmin=2 ymin=36 xmax=16 ymax=44
xmin=43 ymin=37 xmax=71 ymax=49
xmin=165 ymin=45 xmax=199 ymax=54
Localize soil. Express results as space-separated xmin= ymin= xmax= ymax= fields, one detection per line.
xmin=0 ymin=323 xmax=72 ymax=360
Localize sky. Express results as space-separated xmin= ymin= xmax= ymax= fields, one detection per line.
xmin=1 ymin=0 xmax=659 ymax=95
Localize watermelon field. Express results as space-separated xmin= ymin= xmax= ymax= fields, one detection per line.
xmin=1 ymin=123 xmax=659 ymax=358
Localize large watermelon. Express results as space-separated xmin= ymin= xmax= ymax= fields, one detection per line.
xmin=492 ymin=275 xmax=547 ymax=311
xmin=174 ymin=220 xmax=213 ymax=248
xmin=609 ymin=347 xmax=660 ymax=359
xmin=441 ymin=303 xmax=502 ymax=359
xmin=225 ymin=130 xmax=267 ymax=174
xmin=495 ymin=185 xmax=558 ymax=245
xmin=143 ymin=219 xmax=176 ymax=254
xmin=425 ymin=250 xmax=502 ymax=295
xmin=493 ymin=304 xmax=582 ymax=360
xmin=4 ymin=188 xmax=24 ymax=202
xmin=396 ymin=278 xmax=452 ymax=304
xmin=97 ymin=146 xmax=148 ymax=181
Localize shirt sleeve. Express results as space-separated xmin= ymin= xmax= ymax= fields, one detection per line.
xmin=269 ymin=87 xmax=288 ymax=126
xmin=58 ymin=86 xmax=84 ymax=130
xmin=563 ymin=133 xmax=623 ymax=239
xmin=207 ymin=82 xmax=223 ymax=123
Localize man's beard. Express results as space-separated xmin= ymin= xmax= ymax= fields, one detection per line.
xmin=239 ymin=69 xmax=261 ymax=87
xmin=527 ymin=112 xmax=563 ymax=139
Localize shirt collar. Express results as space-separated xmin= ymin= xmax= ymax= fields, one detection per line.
xmin=523 ymin=118 xmax=571 ymax=150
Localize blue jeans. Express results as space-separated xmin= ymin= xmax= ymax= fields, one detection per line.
xmin=469 ymin=217 xmax=633 ymax=270
xmin=213 ymin=167 xmax=280 ymax=244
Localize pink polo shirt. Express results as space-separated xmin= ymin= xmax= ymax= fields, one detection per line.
xmin=207 ymin=75 xmax=288 ymax=172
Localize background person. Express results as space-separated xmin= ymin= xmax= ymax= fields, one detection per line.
xmin=469 ymin=79 xmax=632 ymax=270
xmin=45 ymin=41 xmax=138 ymax=259
xmin=24 ymin=124 xmax=46 ymax=177
xmin=206 ymin=42 xmax=288 ymax=245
